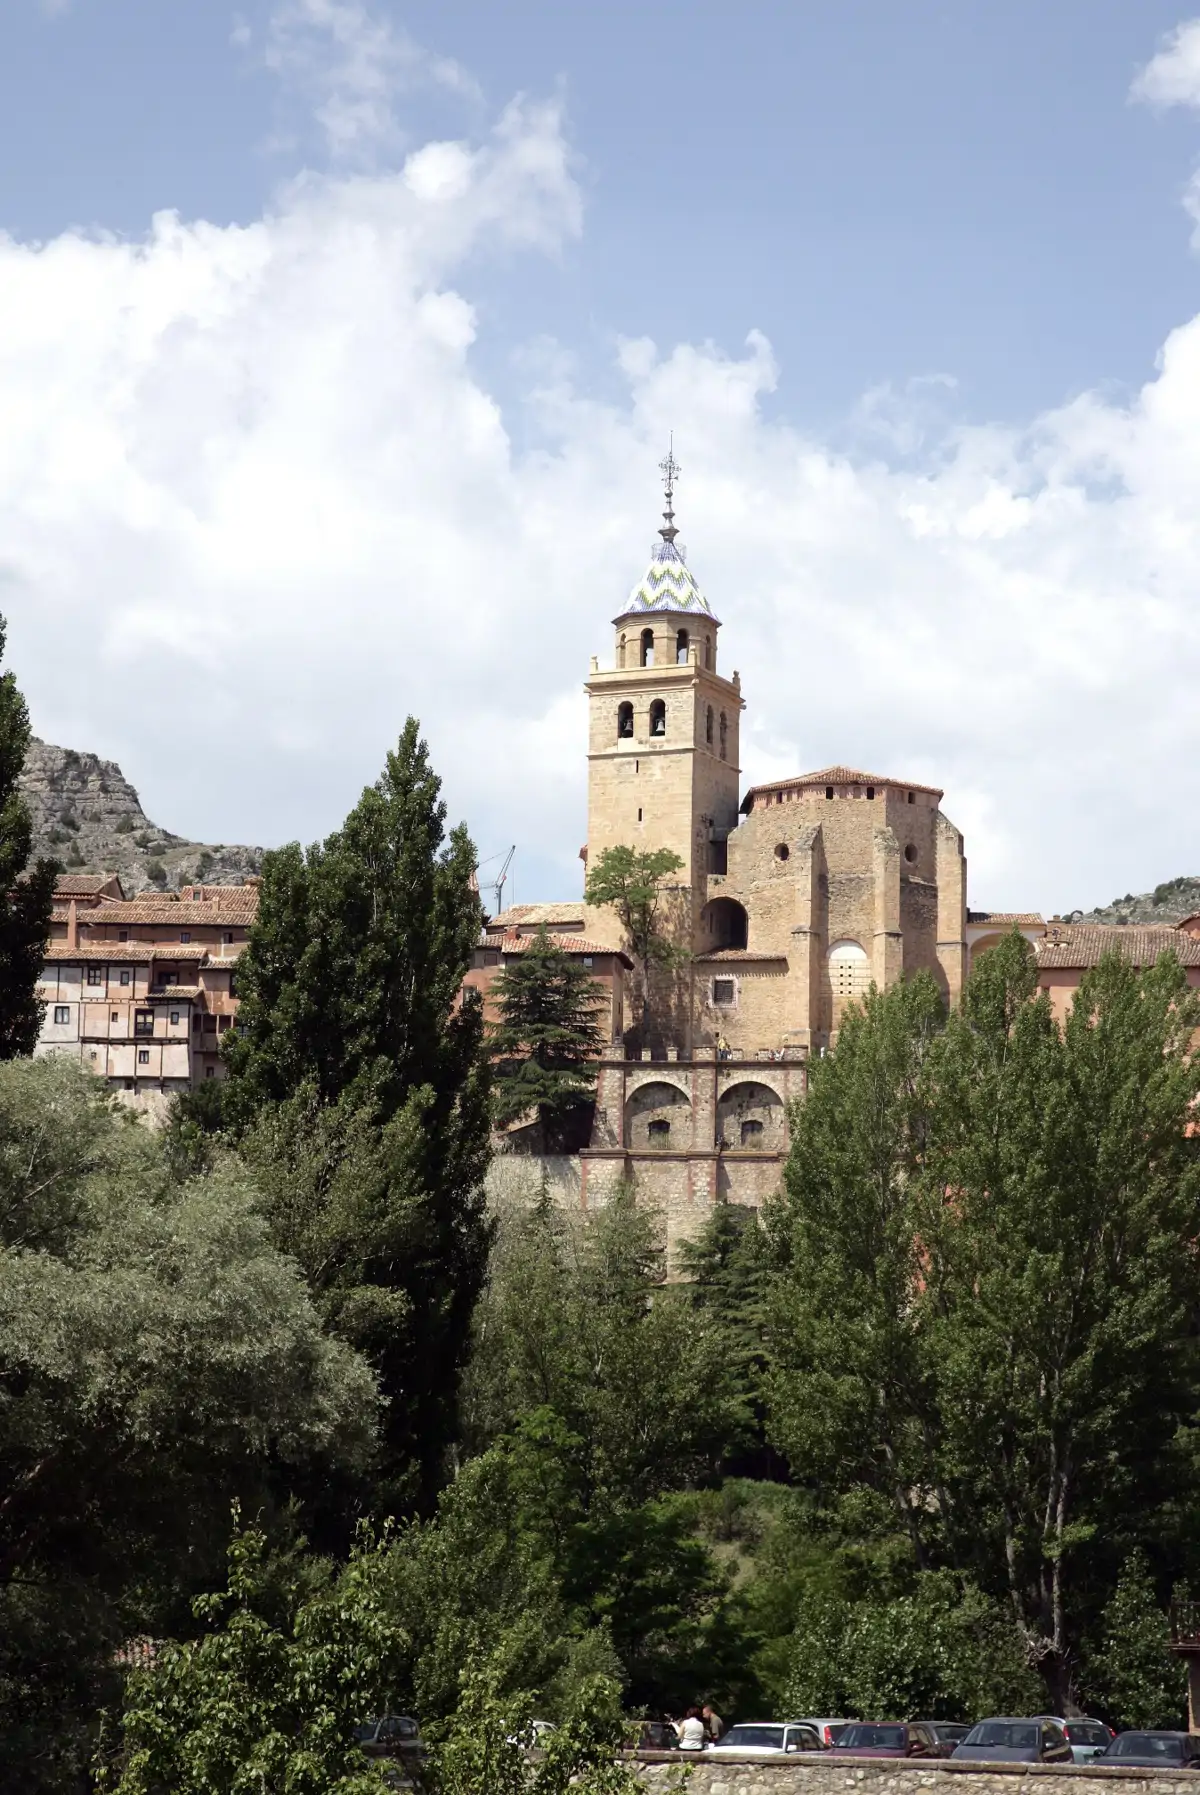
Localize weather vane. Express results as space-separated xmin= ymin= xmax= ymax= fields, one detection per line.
xmin=658 ymin=434 xmax=680 ymax=544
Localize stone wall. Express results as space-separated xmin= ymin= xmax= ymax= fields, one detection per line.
xmin=635 ymin=1756 xmax=1200 ymax=1795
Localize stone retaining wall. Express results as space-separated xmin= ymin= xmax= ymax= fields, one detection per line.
xmin=634 ymin=1756 xmax=1200 ymax=1795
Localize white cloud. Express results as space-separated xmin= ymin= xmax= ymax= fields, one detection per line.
xmin=1132 ymin=19 xmax=1200 ymax=110
xmin=3 ymin=60 xmax=1200 ymax=916
xmin=260 ymin=0 xmax=482 ymax=163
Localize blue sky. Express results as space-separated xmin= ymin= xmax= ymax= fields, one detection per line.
xmin=4 ymin=0 xmax=1200 ymax=911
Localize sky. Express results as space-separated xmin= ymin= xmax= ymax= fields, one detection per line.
xmin=5 ymin=3 xmax=1200 ymax=913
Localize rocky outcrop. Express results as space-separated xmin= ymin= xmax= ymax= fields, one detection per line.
xmin=1072 ymin=874 xmax=1200 ymax=926
xmin=20 ymin=739 xmax=263 ymax=895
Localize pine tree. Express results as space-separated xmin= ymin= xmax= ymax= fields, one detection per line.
xmin=0 ymin=619 xmax=56 ymax=1056
xmin=221 ymin=720 xmax=493 ymax=1509
xmin=1090 ymin=1551 xmax=1186 ymax=1729
xmin=490 ymin=927 xmax=606 ymax=1147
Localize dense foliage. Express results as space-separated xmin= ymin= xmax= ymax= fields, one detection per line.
xmin=490 ymin=927 xmax=606 ymax=1145
xmin=0 ymin=614 xmax=57 ymax=1055
xmin=583 ymin=846 xmax=685 ymax=1038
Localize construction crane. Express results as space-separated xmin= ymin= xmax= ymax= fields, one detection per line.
xmin=490 ymin=846 xmax=515 ymax=918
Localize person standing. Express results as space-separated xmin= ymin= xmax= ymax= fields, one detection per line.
xmin=702 ymin=1704 xmax=724 ymax=1743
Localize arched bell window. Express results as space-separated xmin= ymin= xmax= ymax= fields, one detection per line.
xmin=719 ymin=711 xmax=728 ymax=760
xmin=676 ymin=628 xmax=689 ymax=665
xmin=640 ymin=628 xmax=655 ymax=667
xmin=649 ymin=699 xmax=667 ymax=737
xmin=704 ymin=637 xmax=712 ymax=669
xmin=705 ymin=705 xmax=714 ymax=746
xmin=617 ymin=701 xmax=634 ymax=740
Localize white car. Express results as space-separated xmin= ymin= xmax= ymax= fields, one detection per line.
xmin=708 ymin=1722 xmax=823 ymax=1756
xmin=793 ymin=1718 xmax=852 ymax=1746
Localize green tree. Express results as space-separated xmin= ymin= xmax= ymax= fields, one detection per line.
xmin=1088 ymin=1552 xmax=1186 ymax=1729
xmin=0 ymin=618 xmax=57 ymax=1055
xmin=583 ymin=846 xmax=685 ymax=1037
xmin=490 ymin=927 xmax=606 ymax=1146
xmin=679 ymin=1203 xmax=776 ymax=1476
xmin=0 ymin=1057 xmax=376 ymax=1794
xmin=769 ymin=932 xmax=1200 ymax=1711
xmin=426 ymin=1656 xmax=639 ymax=1795
xmin=99 ymin=1518 xmax=406 ymax=1795
xmin=221 ymin=721 xmax=493 ymax=1510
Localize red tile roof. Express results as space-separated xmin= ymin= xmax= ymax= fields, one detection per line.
xmin=967 ymin=911 xmax=1046 ymax=927
xmin=53 ymin=873 xmax=125 ymax=898
xmin=43 ymin=941 xmax=213 ymax=963
xmin=491 ymin=903 xmax=587 ymax=928
xmin=83 ymin=899 xmax=255 ymax=926
xmin=1036 ymin=925 xmax=1200 ymax=970
xmin=498 ymin=931 xmax=630 ymax=963
xmin=742 ymin=766 xmax=944 ymax=809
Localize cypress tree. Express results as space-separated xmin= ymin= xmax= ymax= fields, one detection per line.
xmin=490 ymin=926 xmax=606 ymax=1147
xmin=222 ymin=719 xmax=493 ymax=1509
xmin=0 ymin=618 xmax=56 ymax=1055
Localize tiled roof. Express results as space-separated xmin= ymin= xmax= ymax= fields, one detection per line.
xmin=967 ymin=911 xmax=1046 ymax=927
xmin=1036 ymin=925 xmax=1200 ymax=970
xmin=43 ymin=941 xmax=212 ymax=963
xmin=53 ymin=873 xmax=124 ymax=898
xmin=145 ymin=986 xmax=202 ymax=1000
xmin=491 ymin=903 xmax=587 ymax=928
xmin=499 ymin=932 xmax=630 ymax=963
xmin=742 ymin=766 xmax=944 ymax=807
xmin=83 ymin=899 xmax=255 ymax=926
xmin=615 ymin=539 xmax=718 ymax=622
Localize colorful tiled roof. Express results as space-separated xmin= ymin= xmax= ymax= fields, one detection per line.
xmin=1036 ymin=925 xmax=1200 ymax=970
xmin=616 ymin=540 xmax=717 ymax=622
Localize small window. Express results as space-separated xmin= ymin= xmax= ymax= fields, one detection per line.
xmin=647 ymin=1118 xmax=670 ymax=1143
xmin=706 ymin=706 xmax=713 ymax=745
xmin=86 ymin=966 xmax=103 ymax=986
xmin=119 ymin=969 xmax=130 ymax=986
xmin=617 ymin=701 xmax=634 ymax=739
xmin=203 ymin=1014 xmax=217 ymax=1032
xmin=866 ymin=786 xmax=874 ymax=799
xmin=222 ymin=930 xmax=234 ymax=944
xmin=180 ymin=931 xmax=190 ymax=944
xmin=134 ymin=1010 xmax=154 ymax=1038
xmin=169 ymin=1010 xmax=180 ymax=1026
xmin=582 ymin=957 xmax=593 ymax=969
xmin=205 ymin=1065 xmax=216 ymax=1078
xmin=137 ymin=1048 xmax=150 ymax=1065
xmin=637 ymin=807 xmax=643 ymax=822
xmin=907 ymin=791 xmax=915 ymax=804
xmin=704 ymin=637 xmax=712 ymax=669
xmin=118 ymin=929 xmax=128 ymax=942
xmin=775 ymin=842 xmax=789 ymax=861
xmin=110 ymin=1011 xmax=118 ymax=1023
xmin=163 ymin=971 xmax=178 ymax=987
xmin=53 ymin=1004 xmax=70 ymax=1025
xmin=712 ymin=977 xmax=736 ymax=1006
xmin=676 ymin=628 xmax=689 ymax=664
xmin=649 ymin=698 xmax=666 ymax=737
xmin=904 ymin=843 xmax=917 ymax=863
xmin=741 ymin=1118 xmax=763 ymax=1146
xmin=719 ymin=712 xmax=727 ymax=760
xmin=218 ymin=1014 xmax=232 ymax=1031
xmin=89 ymin=1049 xmax=97 ymax=1061
xmin=826 ymin=786 xmax=834 ymax=799
xmin=640 ymin=627 xmax=654 ymax=667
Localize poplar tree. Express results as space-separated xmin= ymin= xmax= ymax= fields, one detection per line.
xmin=0 ymin=617 xmax=56 ymax=1055
xmin=490 ymin=927 xmax=606 ymax=1145
xmin=223 ymin=720 xmax=493 ymax=1510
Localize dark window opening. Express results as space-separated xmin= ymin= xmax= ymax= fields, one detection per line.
xmin=110 ymin=1011 xmax=118 ymax=1023
xmin=180 ymin=932 xmax=191 ymax=944
xmin=637 ymin=807 xmax=643 ymax=822
xmin=218 ymin=1015 xmax=232 ymax=1032
xmin=866 ymin=786 xmax=875 ymax=799
xmin=649 ymin=698 xmax=666 ymax=736
xmin=825 ymin=786 xmax=834 ymax=799
xmin=904 ymin=843 xmax=917 ymax=863
xmin=205 ymin=1066 xmax=216 ymax=1078
xmin=719 ymin=711 xmax=727 ymax=760
xmin=709 ymin=836 xmax=728 ymax=875
xmin=712 ymin=977 xmax=736 ymax=1005
xmin=648 ymin=1118 xmax=670 ymax=1143
xmin=775 ymin=842 xmax=789 ymax=861
xmin=118 ymin=929 xmax=128 ymax=941
xmin=137 ymin=1048 xmax=150 ymax=1065
xmin=640 ymin=627 xmax=654 ymax=667
xmin=119 ymin=970 xmax=130 ymax=986
xmin=741 ymin=1118 xmax=763 ymax=1146
xmin=192 ymin=1013 xmax=202 ymax=1033
xmin=907 ymin=791 xmax=915 ymax=804
xmin=704 ymin=637 xmax=712 ymax=669
xmin=676 ymin=628 xmax=689 ymax=664
xmin=703 ymin=896 xmax=749 ymax=951
xmin=222 ymin=930 xmax=234 ymax=944
xmin=170 ymin=1010 xmax=180 ymax=1026
xmin=705 ymin=706 xmax=713 ymax=745
xmin=203 ymin=1014 xmax=217 ymax=1033
xmin=87 ymin=966 xmax=103 ymax=986
xmin=617 ymin=701 xmax=634 ymax=739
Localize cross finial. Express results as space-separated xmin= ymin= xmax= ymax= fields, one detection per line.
xmin=658 ymin=434 xmax=680 ymax=544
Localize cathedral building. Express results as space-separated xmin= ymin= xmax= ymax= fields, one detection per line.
xmin=482 ymin=451 xmax=971 ymax=1251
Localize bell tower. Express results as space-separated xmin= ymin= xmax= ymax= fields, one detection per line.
xmin=583 ymin=446 xmax=743 ymax=946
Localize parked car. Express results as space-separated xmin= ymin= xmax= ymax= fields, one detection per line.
xmin=828 ymin=1723 xmax=936 ymax=1758
xmin=633 ymin=1721 xmax=679 ymax=1751
xmin=1099 ymin=1732 xmax=1200 ymax=1768
xmin=911 ymin=1723 xmax=971 ymax=1759
xmin=793 ymin=1718 xmax=853 ymax=1746
xmin=707 ymin=1722 xmax=824 ymax=1756
xmin=1035 ymin=1717 xmax=1113 ymax=1763
xmin=353 ymin=1716 xmax=424 ymax=1760
xmin=951 ymin=1719 xmax=1071 ymax=1764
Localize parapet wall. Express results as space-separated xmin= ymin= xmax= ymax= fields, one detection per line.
xmin=635 ymin=1758 xmax=1198 ymax=1795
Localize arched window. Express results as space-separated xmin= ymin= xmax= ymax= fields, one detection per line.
xmin=617 ymin=701 xmax=634 ymax=740
xmin=676 ymin=628 xmax=689 ymax=664
xmin=704 ymin=637 xmax=712 ymax=669
xmin=705 ymin=705 xmax=714 ymax=745
xmin=618 ymin=633 xmax=626 ymax=669
xmin=649 ymin=699 xmax=666 ymax=737
xmin=701 ymin=897 xmax=749 ymax=951
xmin=719 ymin=711 xmax=727 ymax=760
xmin=829 ymin=939 xmax=871 ymax=1012
xmin=640 ymin=628 xmax=654 ymax=667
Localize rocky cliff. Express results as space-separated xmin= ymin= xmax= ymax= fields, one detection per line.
xmin=20 ymin=739 xmax=263 ymax=895
xmin=1073 ymin=874 xmax=1200 ymax=926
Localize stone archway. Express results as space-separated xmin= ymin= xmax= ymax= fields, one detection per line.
xmin=716 ymin=1080 xmax=785 ymax=1152
xmin=625 ymin=1080 xmax=692 ymax=1150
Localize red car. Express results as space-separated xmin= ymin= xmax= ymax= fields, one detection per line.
xmin=828 ymin=1724 xmax=936 ymax=1758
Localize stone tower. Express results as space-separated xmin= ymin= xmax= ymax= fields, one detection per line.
xmin=583 ymin=449 xmax=743 ymax=949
